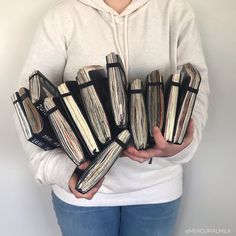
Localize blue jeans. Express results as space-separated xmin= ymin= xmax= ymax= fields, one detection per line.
xmin=51 ymin=191 xmax=181 ymax=236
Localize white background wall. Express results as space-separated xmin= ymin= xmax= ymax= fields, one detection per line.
xmin=0 ymin=0 xmax=235 ymax=235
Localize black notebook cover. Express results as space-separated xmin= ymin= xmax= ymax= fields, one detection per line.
xmin=173 ymin=64 xmax=201 ymax=144
xmin=76 ymin=129 xmax=131 ymax=194
xmin=13 ymin=91 xmax=56 ymax=151
xmin=146 ymin=73 xmax=165 ymax=147
xmin=163 ymin=74 xmax=180 ymax=143
xmin=78 ymin=68 xmax=123 ymax=137
xmin=58 ymin=81 xmax=101 ymax=159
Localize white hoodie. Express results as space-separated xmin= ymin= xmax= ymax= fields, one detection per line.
xmin=14 ymin=0 xmax=210 ymax=206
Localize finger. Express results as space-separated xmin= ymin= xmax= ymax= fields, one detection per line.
xmin=75 ymin=191 xmax=94 ymax=200
xmin=126 ymin=146 xmax=138 ymax=155
xmin=78 ymin=160 xmax=91 ymax=170
xmin=126 ymin=146 xmax=150 ymax=158
xmin=136 ymin=148 xmax=158 ymax=158
xmin=122 ymin=150 xmax=130 ymax=157
xmin=125 ymin=151 xmax=143 ymax=160
xmin=123 ymin=149 xmax=145 ymax=159
xmin=127 ymin=155 xmax=147 ymax=163
xmin=123 ymin=147 xmax=147 ymax=162
xmin=152 ymin=126 xmax=167 ymax=150
xmin=95 ymin=177 xmax=105 ymax=188
xmin=120 ymin=149 xmax=126 ymax=157
xmin=126 ymin=146 xmax=145 ymax=156
xmin=73 ymin=178 xmax=104 ymax=199
xmin=126 ymin=146 xmax=157 ymax=159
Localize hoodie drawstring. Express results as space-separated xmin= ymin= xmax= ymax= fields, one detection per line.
xmin=110 ymin=12 xmax=129 ymax=81
xmin=124 ymin=15 xmax=129 ymax=80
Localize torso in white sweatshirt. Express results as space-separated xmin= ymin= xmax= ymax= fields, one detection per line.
xmin=15 ymin=0 xmax=210 ymax=206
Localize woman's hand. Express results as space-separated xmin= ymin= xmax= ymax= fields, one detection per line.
xmin=122 ymin=119 xmax=195 ymax=163
xmin=69 ymin=161 xmax=104 ymax=200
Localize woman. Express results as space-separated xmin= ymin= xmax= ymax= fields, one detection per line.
xmin=15 ymin=0 xmax=210 ymax=235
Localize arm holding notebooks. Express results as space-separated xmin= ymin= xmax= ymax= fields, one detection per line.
xmin=13 ymin=9 xmax=75 ymax=192
xmin=165 ymin=8 xmax=210 ymax=164
xmin=124 ymin=5 xmax=209 ymax=164
xmin=69 ymin=161 xmax=105 ymax=200
xmin=13 ymin=9 xmax=93 ymax=195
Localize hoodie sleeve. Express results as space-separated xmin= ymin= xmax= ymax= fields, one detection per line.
xmin=164 ymin=2 xmax=210 ymax=164
xmin=14 ymin=8 xmax=77 ymax=192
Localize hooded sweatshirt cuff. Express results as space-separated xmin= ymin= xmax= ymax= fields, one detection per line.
xmin=45 ymin=149 xmax=77 ymax=193
xmin=163 ymin=129 xmax=198 ymax=164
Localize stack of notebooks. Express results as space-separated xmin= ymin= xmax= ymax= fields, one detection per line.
xmin=12 ymin=52 xmax=201 ymax=194
xmin=12 ymin=72 xmax=60 ymax=151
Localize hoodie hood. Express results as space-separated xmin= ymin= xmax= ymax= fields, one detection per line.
xmin=78 ymin=0 xmax=150 ymax=16
xmin=78 ymin=0 xmax=150 ymax=79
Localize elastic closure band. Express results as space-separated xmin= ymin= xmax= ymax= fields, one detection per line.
xmin=13 ymin=97 xmax=21 ymax=104
xmin=20 ymin=92 xmax=28 ymax=101
xmin=77 ymin=81 xmax=94 ymax=90
xmin=147 ymin=81 xmax=163 ymax=86
xmin=107 ymin=62 xmax=125 ymax=75
xmin=130 ymin=89 xmax=143 ymax=94
xmin=107 ymin=62 xmax=120 ymax=68
xmin=113 ymin=136 xmax=126 ymax=148
xmin=187 ymin=87 xmax=198 ymax=94
xmin=45 ymin=106 xmax=57 ymax=116
xmin=61 ymin=92 xmax=71 ymax=98
xmin=171 ymin=82 xmax=180 ymax=87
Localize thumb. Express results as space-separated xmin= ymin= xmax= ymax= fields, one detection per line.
xmin=152 ymin=126 xmax=166 ymax=148
xmin=78 ymin=160 xmax=90 ymax=170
